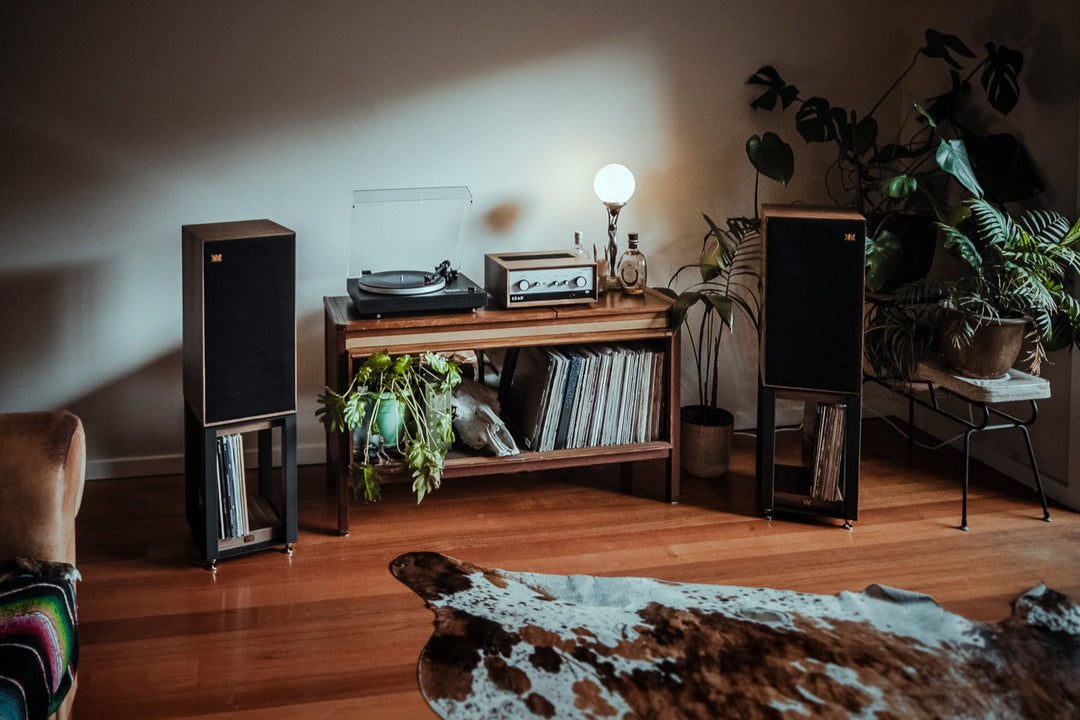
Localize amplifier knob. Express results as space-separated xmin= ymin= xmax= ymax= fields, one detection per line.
xmin=572 ymin=276 xmax=587 ymax=288
xmin=515 ymin=279 xmax=531 ymax=291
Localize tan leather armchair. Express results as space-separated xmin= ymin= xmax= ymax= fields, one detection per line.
xmin=0 ymin=410 xmax=85 ymax=720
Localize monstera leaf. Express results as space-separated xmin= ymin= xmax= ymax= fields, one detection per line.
xmin=981 ymin=43 xmax=1023 ymax=115
xmin=865 ymin=229 xmax=903 ymax=294
xmin=795 ymin=97 xmax=846 ymax=143
xmin=746 ymin=132 xmax=794 ymax=185
xmin=919 ymin=29 xmax=975 ymax=69
xmin=878 ymin=174 xmax=918 ymax=200
xmin=747 ymin=66 xmax=799 ymax=110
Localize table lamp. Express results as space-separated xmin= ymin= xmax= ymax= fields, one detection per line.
xmin=593 ymin=163 xmax=636 ymax=289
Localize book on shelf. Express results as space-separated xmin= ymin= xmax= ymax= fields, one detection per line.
xmin=503 ymin=343 xmax=664 ymax=452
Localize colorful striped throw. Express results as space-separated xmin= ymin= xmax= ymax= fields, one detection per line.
xmin=0 ymin=559 xmax=79 ymax=720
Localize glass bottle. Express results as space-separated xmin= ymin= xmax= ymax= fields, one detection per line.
xmin=571 ymin=231 xmax=590 ymax=261
xmin=617 ymin=232 xmax=647 ymax=294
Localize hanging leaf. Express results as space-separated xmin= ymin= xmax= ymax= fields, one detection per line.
xmin=981 ymin=43 xmax=1023 ymax=115
xmin=936 ymin=139 xmax=984 ymax=198
xmin=652 ymin=287 xmax=679 ymax=302
xmin=669 ymin=291 xmax=704 ymax=329
xmin=746 ymin=132 xmax=794 ymax=185
xmin=795 ymin=97 xmax=843 ymax=143
xmin=945 ymin=203 xmax=972 ymax=227
xmin=878 ymin=174 xmax=917 ymax=199
xmin=865 ymin=229 xmax=903 ymax=293
xmin=705 ymin=295 xmax=735 ymax=329
xmin=699 ymin=240 xmax=724 ymax=282
xmin=914 ymin=103 xmax=937 ymax=128
xmin=747 ymin=66 xmax=799 ymax=110
xmin=919 ymin=29 xmax=975 ymax=69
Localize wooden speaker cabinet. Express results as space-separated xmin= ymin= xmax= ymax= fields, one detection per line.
xmin=182 ymin=219 xmax=296 ymax=425
xmin=759 ymin=205 xmax=865 ymax=394
xmin=756 ymin=205 xmax=865 ymax=526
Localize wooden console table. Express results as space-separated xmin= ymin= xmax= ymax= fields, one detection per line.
xmin=867 ymin=362 xmax=1053 ymax=531
xmin=324 ymin=290 xmax=680 ymax=536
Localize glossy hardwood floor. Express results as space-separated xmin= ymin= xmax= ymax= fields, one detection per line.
xmin=72 ymin=419 xmax=1080 ymax=718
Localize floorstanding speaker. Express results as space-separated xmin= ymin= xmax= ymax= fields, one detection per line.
xmin=760 ymin=205 xmax=866 ymax=394
xmin=182 ymin=219 xmax=296 ymax=425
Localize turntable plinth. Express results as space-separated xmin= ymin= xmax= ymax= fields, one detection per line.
xmin=323 ymin=290 xmax=680 ymax=536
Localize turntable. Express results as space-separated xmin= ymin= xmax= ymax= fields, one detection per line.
xmin=347 ymin=187 xmax=487 ymax=317
xmin=347 ymin=261 xmax=486 ymax=317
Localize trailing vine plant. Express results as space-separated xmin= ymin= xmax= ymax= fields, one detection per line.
xmin=316 ymin=350 xmax=461 ymax=503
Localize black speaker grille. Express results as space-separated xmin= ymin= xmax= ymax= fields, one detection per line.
xmin=202 ymin=234 xmax=295 ymax=423
xmin=762 ymin=215 xmax=865 ymax=393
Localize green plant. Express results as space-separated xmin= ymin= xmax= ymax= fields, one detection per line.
xmin=658 ymin=215 xmax=762 ymax=413
xmin=316 ymin=350 xmax=461 ymax=503
xmin=867 ymin=199 xmax=1080 ymax=378
xmin=747 ymin=29 xmax=1040 ymax=291
xmin=935 ymin=198 xmax=1080 ymax=372
xmin=863 ymin=292 xmax=941 ymax=379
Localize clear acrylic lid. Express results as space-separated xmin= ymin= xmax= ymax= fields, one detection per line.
xmin=348 ymin=186 xmax=473 ymax=279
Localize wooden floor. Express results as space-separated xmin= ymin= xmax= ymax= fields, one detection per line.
xmin=72 ymin=419 xmax=1079 ymax=719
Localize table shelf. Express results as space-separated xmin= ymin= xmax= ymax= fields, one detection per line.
xmin=324 ymin=290 xmax=680 ymax=536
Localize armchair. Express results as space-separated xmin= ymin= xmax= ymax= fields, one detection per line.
xmin=0 ymin=411 xmax=85 ymax=720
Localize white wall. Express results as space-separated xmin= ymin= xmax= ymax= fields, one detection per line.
xmin=2 ymin=1 xmax=1077 ymax=490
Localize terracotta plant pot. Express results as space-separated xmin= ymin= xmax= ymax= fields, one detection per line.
xmin=941 ymin=313 xmax=1027 ymax=379
xmin=680 ymin=405 xmax=734 ymax=479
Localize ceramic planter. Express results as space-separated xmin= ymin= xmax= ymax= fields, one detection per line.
xmin=373 ymin=391 xmax=404 ymax=448
xmin=941 ymin=313 xmax=1027 ymax=379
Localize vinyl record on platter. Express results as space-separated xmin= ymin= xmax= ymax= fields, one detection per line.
xmin=357 ymin=270 xmax=446 ymax=295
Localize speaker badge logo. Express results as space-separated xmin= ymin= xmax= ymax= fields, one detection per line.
xmin=844 ymin=233 xmax=857 ymax=242
xmin=210 ymin=253 xmax=223 ymax=263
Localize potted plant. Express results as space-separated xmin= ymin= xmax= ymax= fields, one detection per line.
xmin=658 ymin=214 xmax=762 ymax=478
xmin=933 ymin=198 xmax=1080 ymax=377
xmin=316 ymin=349 xmax=462 ymax=503
xmin=747 ymin=28 xmax=1040 ymax=293
xmin=867 ymin=199 xmax=1080 ymax=379
xmin=863 ymin=287 xmax=940 ymax=380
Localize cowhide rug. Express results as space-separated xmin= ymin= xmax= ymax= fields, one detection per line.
xmin=390 ymin=552 xmax=1080 ymax=719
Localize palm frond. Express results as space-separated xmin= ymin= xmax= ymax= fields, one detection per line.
xmin=968 ymin=198 xmax=1016 ymax=246
xmin=1018 ymin=209 xmax=1069 ymax=245
xmin=938 ymin=222 xmax=983 ymax=270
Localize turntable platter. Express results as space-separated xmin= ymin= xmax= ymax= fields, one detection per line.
xmin=357 ymin=270 xmax=446 ymax=296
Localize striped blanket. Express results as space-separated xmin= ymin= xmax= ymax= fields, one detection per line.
xmin=0 ymin=559 xmax=79 ymax=720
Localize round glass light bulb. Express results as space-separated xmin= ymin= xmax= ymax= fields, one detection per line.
xmin=593 ymin=163 xmax=636 ymax=205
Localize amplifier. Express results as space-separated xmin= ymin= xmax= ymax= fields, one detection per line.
xmin=484 ymin=250 xmax=598 ymax=308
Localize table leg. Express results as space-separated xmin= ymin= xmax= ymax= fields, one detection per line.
xmin=961 ymin=429 xmax=974 ymax=532
xmin=1018 ymin=424 xmax=1052 ymax=523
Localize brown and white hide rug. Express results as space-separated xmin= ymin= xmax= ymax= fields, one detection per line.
xmin=390 ymin=552 xmax=1080 ymax=719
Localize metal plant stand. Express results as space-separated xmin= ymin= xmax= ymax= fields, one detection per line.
xmin=868 ymin=363 xmax=1052 ymax=531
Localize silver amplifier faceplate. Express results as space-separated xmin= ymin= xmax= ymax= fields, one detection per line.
xmin=485 ymin=251 xmax=598 ymax=308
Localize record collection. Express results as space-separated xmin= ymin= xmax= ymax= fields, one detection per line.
xmin=504 ymin=344 xmax=665 ymax=452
